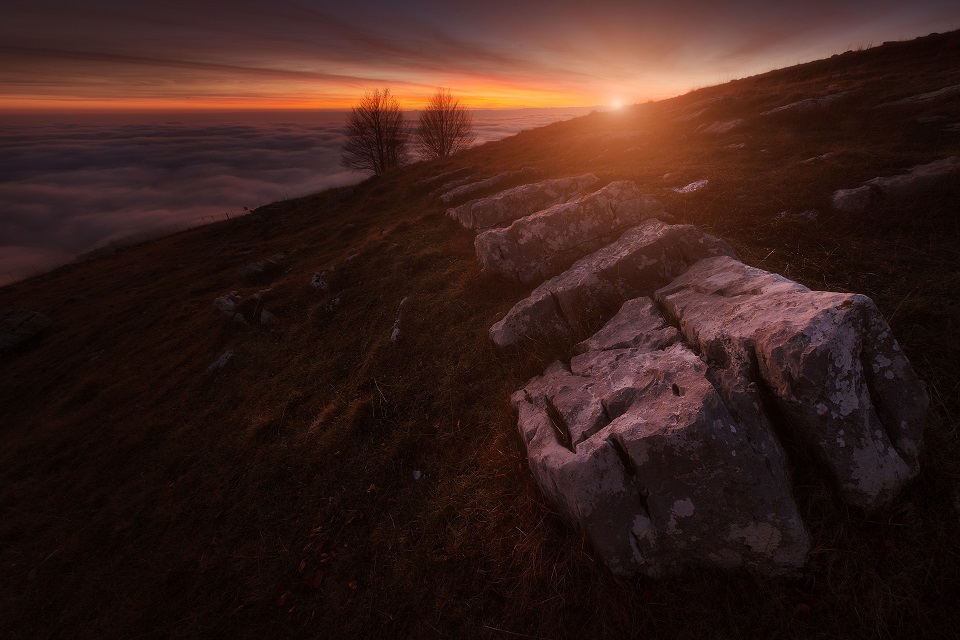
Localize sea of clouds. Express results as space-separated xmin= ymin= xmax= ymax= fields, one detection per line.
xmin=0 ymin=107 xmax=594 ymax=286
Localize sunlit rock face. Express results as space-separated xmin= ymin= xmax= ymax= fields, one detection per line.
xmin=488 ymin=219 xmax=736 ymax=349
xmin=657 ymin=255 xmax=927 ymax=511
xmin=513 ymin=299 xmax=810 ymax=577
xmin=447 ymin=173 xmax=600 ymax=230
xmin=510 ymin=255 xmax=927 ymax=576
xmin=474 ymin=181 xmax=671 ymax=286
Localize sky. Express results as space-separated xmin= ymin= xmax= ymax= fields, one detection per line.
xmin=3 ymin=0 xmax=960 ymax=111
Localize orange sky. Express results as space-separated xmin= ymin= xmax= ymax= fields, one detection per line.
xmin=2 ymin=1 xmax=959 ymax=112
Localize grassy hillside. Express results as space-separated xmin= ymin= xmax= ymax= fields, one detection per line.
xmin=3 ymin=30 xmax=960 ymax=639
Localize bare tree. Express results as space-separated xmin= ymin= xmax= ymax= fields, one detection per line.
xmin=415 ymin=88 xmax=476 ymax=159
xmin=340 ymin=88 xmax=409 ymax=176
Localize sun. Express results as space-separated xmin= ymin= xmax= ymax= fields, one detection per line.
xmin=611 ymin=99 xmax=623 ymax=110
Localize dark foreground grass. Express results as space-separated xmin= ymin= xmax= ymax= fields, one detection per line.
xmin=2 ymin=31 xmax=960 ymax=639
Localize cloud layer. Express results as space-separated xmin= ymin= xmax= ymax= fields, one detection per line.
xmin=0 ymin=108 xmax=593 ymax=286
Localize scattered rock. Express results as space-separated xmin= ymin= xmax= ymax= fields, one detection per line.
xmin=725 ymin=143 xmax=746 ymax=149
xmin=390 ymin=297 xmax=408 ymax=342
xmin=832 ymin=157 xmax=960 ymax=212
xmin=214 ymin=292 xmax=243 ymax=319
xmin=761 ymin=92 xmax=852 ymax=117
xmin=656 ymin=255 xmax=928 ymax=511
xmin=412 ymin=167 xmax=474 ymax=191
xmin=801 ymin=152 xmax=836 ymax=165
xmin=672 ymin=180 xmax=709 ymax=193
xmin=325 ymin=295 xmax=342 ymax=312
xmin=776 ymin=210 xmax=819 ymax=220
xmin=238 ymin=253 xmax=286 ymax=282
xmin=447 ymin=173 xmax=600 ymax=230
xmin=514 ymin=307 xmax=808 ymax=576
xmin=832 ymin=185 xmax=879 ymax=212
xmin=699 ymin=119 xmax=744 ymax=134
xmin=206 ymin=350 xmax=234 ymax=374
xmin=475 ymin=182 xmax=670 ymax=286
xmin=489 ymin=219 xmax=736 ymax=349
xmin=439 ymin=167 xmax=539 ymax=203
xmin=0 ymin=310 xmax=52 ymax=352
xmin=260 ymin=310 xmax=280 ymax=326
xmin=864 ymin=156 xmax=960 ymax=200
xmin=880 ymin=84 xmax=960 ymax=107
xmin=311 ymin=269 xmax=333 ymax=291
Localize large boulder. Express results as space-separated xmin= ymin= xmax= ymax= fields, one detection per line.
xmin=761 ymin=92 xmax=852 ymax=117
xmin=513 ymin=299 xmax=809 ymax=577
xmin=447 ymin=173 xmax=600 ymax=230
xmin=489 ymin=219 xmax=736 ymax=349
xmin=475 ymin=182 xmax=670 ymax=285
xmin=656 ymin=255 xmax=928 ymax=511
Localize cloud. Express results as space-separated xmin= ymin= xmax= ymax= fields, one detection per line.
xmin=0 ymin=108 xmax=589 ymax=284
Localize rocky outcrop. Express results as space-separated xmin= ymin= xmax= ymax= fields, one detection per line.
xmin=832 ymin=157 xmax=960 ymax=212
xmin=880 ymin=84 xmax=960 ymax=107
xmin=699 ymin=119 xmax=744 ymax=134
xmin=475 ymin=182 xmax=671 ymax=286
xmin=762 ymin=92 xmax=852 ymax=117
xmin=447 ymin=173 xmax=600 ymax=230
xmin=513 ymin=298 xmax=809 ymax=577
xmin=489 ymin=219 xmax=736 ymax=348
xmin=412 ymin=167 xmax=474 ymax=191
xmin=238 ymin=253 xmax=286 ymax=282
xmin=439 ymin=167 xmax=539 ymax=203
xmin=656 ymin=255 xmax=928 ymax=511
xmin=0 ymin=310 xmax=52 ymax=352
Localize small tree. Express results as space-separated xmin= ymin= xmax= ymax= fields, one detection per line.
xmin=415 ymin=88 xmax=476 ymax=159
xmin=340 ymin=88 xmax=409 ymax=176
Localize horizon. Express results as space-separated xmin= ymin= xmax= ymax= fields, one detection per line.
xmin=4 ymin=1 xmax=959 ymax=112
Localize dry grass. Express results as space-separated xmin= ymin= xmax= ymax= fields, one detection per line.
xmin=2 ymin=31 xmax=960 ymax=639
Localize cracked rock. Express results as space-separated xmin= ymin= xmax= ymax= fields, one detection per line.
xmin=489 ymin=219 xmax=736 ymax=349
xmin=656 ymin=255 xmax=928 ymax=511
xmin=513 ymin=299 xmax=809 ymax=577
xmin=475 ymin=181 xmax=671 ymax=286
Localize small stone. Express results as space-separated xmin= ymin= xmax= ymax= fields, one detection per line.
xmin=206 ymin=350 xmax=234 ymax=374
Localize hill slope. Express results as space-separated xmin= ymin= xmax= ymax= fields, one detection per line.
xmin=3 ymin=31 xmax=960 ymax=639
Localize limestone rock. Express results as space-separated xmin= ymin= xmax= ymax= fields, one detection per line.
xmin=762 ymin=92 xmax=852 ymax=117
xmin=238 ymin=254 xmax=286 ymax=282
xmin=514 ymin=313 xmax=809 ymax=576
xmin=0 ymin=310 xmax=52 ymax=352
xmin=572 ymin=297 xmax=678 ymax=355
xmin=489 ymin=219 xmax=736 ymax=349
xmin=439 ymin=167 xmax=538 ymax=203
xmin=447 ymin=173 xmax=600 ymax=230
xmin=832 ymin=185 xmax=879 ymax=212
xmin=656 ymin=255 xmax=928 ymax=511
xmin=864 ymin=156 xmax=960 ymax=201
xmin=475 ymin=182 xmax=670 ymax=286
xmin=672 ymin=180 xmax=709 ymax=193
xmin=206 ymin=350 xmax=234 ymax=374
xmin=833 ymin=157 xmax=959 ymax=212
xmin=412 ymin=167 xmax=474 ymax=191
xmin=700 ymin=119 xmax=744 ymax=134
xmin=880 ymin=84 xmax=960 ymax=106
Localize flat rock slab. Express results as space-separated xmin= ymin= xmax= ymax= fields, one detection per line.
xmin=656 ymin=255 xmax=928 ymax=511
xmin=832 ymin=156 xmax=960 ymax=212
xmin=1 ymin=310 xmax=52 ymax=352
xmin=489 ymin=219 xmax=736 ymax=349
xmin=447 ymin=173 xmax=600 ymax=230
xmin=762 ymin=92 xmax=852 ymax=117
xmin=475 ymin=181 xmax=670 ymax=286
xmin=439 ymin=167 xmax=538 ymax=203
xmin=514 ymin=303 xmax=809 ymax=576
